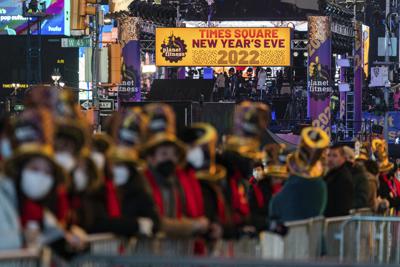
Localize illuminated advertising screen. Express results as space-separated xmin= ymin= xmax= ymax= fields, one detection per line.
xmin=0 ymin=0 xmax=68 ymax=35
xmin=362 ymin=24 xmax=370 ymax=78
xmin=156 ymin=27 xmax=291 ymax=67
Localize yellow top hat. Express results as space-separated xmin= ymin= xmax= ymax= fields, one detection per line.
xmin=141 ymin=104 xmax=186 ymax=161
xmin=287 ymin=127 xmax=330 ymax=178
xmin=355 ymin=141 xmax=371 ymax=161
xmin=5 ymin=143 xmax=66 ymax=184
xmin=233 ymin=101 xmax=270 ymax=139
xmin=54 ymin=90 xmax=91 ymax=157
xmin=92 ymin=133 xmax=114 ymax=154
xmin=109 ymin=107 xmax=148 ymax=148
xmin=225 ymin=101 xmax=270 ymax=160
xmin=263 ymin=144 xmax=289 ymax=179
xmin=372 ymin=139 xmax=394 ymax=173
xmin=181 ymin=123 xmax=227 ymax=182
xmin=140 ymin=132 xmax=187 ymax=162
xmin=223 ymin=135 xmax=265 ymax=160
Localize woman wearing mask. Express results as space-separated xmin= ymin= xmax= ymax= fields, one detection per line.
xmin=142 ymin=104 xmax=210 ymax=239
xmin=52 ymin=91 xmax=91 ymax=178
xmin=218 ymin=101 xmax=270 ymax=238
xmin=67 ymin=157 xmax=108 ymax=233
xmin=93 ymin=108 xmax=160 ymax=237
xmin=180 ymin=123 xmax=229 ymax=254
xmin=5 ymin=107 xmax=85 ymax=258
xmin=91 ymin=133 xmax=113 ymax=174
xmin=249 ymin=145 xmax=288 ymax=232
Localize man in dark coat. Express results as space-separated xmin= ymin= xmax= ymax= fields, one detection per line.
xmin=343 ymin=146 xmax=369 ymax=209
xmin=324 ymin=145 xmax=354 ymax=217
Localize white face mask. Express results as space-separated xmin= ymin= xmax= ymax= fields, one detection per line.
xmin=21 ymin=169 xmax=54 ymax=200
xmin=73 ymin=168 xmax=89 ymax=192
xmin=0 ymin=138 xmax=12 ymax=160
xmin=187 ymin=147 xmax=204 ymax=169
xmin=90 ymin=152 xmax=105 ymax=171
xmin=55 ymin=152 xmax=76 ymax=172
xmin=113 ymin=166 xmax=129 ymax=186
xmin=253 ymin=169 xmax=264 ymax=181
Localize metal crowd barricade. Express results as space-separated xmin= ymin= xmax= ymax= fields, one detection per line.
xmin=259 ymin=217 xmax=324 ymax=260
xmin=87 ymin=233 xmax=128 ymax=255
xmin=338 ymin=216 xmax=400 ymax=264
xmin=213 ymin=237 xmax=261 ymax=258
xmin=87 ymin=234 xmax=197 ymax=257
xmin=323 ymin=216 xmax=351 ymax=259
xmin=0 ymin=249 xmax=40 ymax=267
xmin=71 ymin=255 xmax=400 ymax=267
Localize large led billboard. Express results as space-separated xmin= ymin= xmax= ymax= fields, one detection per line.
xmin=156 ymin=27 xmax=291 ymax=67
xmin=0 ymin=0 xmax=68 ymax=35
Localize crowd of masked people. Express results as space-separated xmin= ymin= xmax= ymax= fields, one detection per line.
xmin=0 ymin=85 xmax=399 ymax=261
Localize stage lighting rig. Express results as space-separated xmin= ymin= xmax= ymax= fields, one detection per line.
xmin=128 ymin=0 xmax=177 ymax=26
xmin=320 ymin=1 xmax=354 ymax=53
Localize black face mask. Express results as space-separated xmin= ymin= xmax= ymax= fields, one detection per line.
xmin=156 ymin=160 xmax=176 ymax=177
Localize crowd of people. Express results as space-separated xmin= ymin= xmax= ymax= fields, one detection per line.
xmin=212 ymin=67 xmax=284 ymax=102
xmin=0 ymin=85 xmax=399 ymax=261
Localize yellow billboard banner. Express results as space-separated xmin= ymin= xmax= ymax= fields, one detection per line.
xmin=156 ymin=28 xmax=291 ymax=67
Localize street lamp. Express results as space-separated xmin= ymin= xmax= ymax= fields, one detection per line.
xmin=51 ymin=68 xmax=61 ymax=86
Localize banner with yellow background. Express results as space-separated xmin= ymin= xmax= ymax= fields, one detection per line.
xmin=155 ymin=27 xmax=291 ymax=67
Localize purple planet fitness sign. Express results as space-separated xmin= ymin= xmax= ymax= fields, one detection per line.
xmin=307 ymin=16 xmax=332 ymax=136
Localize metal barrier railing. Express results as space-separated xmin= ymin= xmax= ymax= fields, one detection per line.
xmin=3 ymin=215 xmax=400 ymax=266
xmin=324 ymin=216 xmax=351 ymax=259
xmin=338 ymin=216 xmax=400 ymax=264
xmin=69 ymin=255 xmax=398 ymax=267
xmin=260 ymin=217 xmax=324 ymax=260
xmin=0 ymin=249 xmax=40 ymax=267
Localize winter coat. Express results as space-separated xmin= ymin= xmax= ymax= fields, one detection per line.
xmin=269 ymin=174 xmax=327 ymax=222
xmin=348 ymin=162 xmax=370 ymax=209
xmin=248 ymin=177 xmax=272 ymax=231
xmin=366 ymin=172 xmax=379 ymax=211
xmin=90 ymin=173 xmax=160 ymax=236
xmin=145 ymin=168 xmax=205 ymax=238
xmin=0 ymin=177 xmax=22 ymax=250
xmin=324 ymin=164 xmax=354 ymax=217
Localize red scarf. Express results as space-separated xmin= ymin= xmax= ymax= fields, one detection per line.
xmin=21 ymin=199 xmax=43 ymax=227
xmin=105 ymin=179 xmax=121 ymax=218
xmin=272 ymin=183 xmax=283 ymax=196
xmin=70 ymin=196 xmax=81 ymax=210
xmin=21 ymin=185 xmax=70 ymax=227
xmin=145 ymin=169 xmax=183 ymax=218
xmin=216 ymin=190 xmax=227 ymax=224
xmin=176 ymin=168 xmax=205 ymax=218
xmin=56 ymin=185 xmax=70 ymax=224
xmin=383 ymin=174 xmax=399 ymax=198
xmin=230 ymin=171 xmax=250 ymax=224
xmin=251 ymin=183 xmax=265 ymax=209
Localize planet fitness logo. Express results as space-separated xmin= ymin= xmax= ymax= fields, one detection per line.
xmin=161 ymin=33 xmax=187 ymax=63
